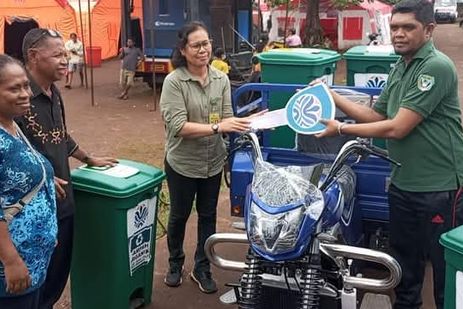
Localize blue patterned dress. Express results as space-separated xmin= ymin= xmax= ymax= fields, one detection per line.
xmin=0 ymin=127 xmax=57 ymax=297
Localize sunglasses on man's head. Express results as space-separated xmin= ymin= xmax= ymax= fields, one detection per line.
xmin=29 ymin=29 xmax=61 ymax=49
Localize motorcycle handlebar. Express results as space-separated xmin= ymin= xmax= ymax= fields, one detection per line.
xmin=233 ymin=133 xmax=401 ymax=184
xmin=359 ymin=141 xmax=401 ymax=167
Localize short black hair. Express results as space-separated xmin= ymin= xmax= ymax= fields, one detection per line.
xmin=392 ymin=0 xmax=435 ymax=25
xmin=214 ymin=47 xmax=225 ymax=58
xmin=0 ymin=54 xmax=24 ymax=82
xmin=171 ymin=21 xmax=209 ymax=69
xmin=22 ymin=28 xmax=62 ymax=63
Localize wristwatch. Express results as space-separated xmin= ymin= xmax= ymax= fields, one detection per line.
xmin=211 ymin=124 xmax=219 ymax=134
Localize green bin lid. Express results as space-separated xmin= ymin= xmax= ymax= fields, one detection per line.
xmin=440 ymin=225 xmax=463 ymax=255
xmin=71 ymin=159 xmax=165 ymax=198
xmin=256 ymin=48 xmax=340 ymax=65
xmin=343 ymin=45 xmax=400 ymax=61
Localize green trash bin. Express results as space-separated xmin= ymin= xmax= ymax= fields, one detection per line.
xmin=70 ymin=159 xmax=165 ymax=309
xmin=344 ymin=45 xmax=400 ymax=88
xmin=440 ymin=225 xmax=463 ymax=309
xmin=256 ymin=48 xmax=341 ymax=148
xmin=344 ymin=45 xmax=399 ymax=149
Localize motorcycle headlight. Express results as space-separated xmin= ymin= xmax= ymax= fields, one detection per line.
xmin=247 ymin=202 xmax=307 ymax=255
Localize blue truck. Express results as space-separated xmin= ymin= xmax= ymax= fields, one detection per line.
xmin=125 ymin=0 xmax=254 ymax=87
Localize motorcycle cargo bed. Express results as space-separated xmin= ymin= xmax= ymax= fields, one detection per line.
xmin=230 ymin=147 xmax=391 ymax=223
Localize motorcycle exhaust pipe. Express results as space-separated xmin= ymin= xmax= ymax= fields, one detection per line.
xmin=320 ymin=243 xmax=402 ymax=291
xmin=205 ymin=233 xmax=248 ymax=271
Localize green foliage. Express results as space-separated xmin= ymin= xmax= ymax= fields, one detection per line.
xmin=254 ymin=0 xmax=399 ymax=11
xmin=265 ymin=0 xmax=290 ymax=7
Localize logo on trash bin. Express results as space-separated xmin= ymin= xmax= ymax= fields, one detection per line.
xmin=127 ymin=198 xmax=157 ymax=276
xmin=134 ymin=205 xmax=149 ymax=229
xmin=366 ymin=76 xmax=387 ymax=88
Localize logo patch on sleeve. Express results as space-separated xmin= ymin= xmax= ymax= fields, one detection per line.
xmin=417 ymin=74 xmax=435 ymax=92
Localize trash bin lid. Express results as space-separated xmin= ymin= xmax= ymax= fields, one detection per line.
xmin=440 ymin=225 xmax=463 ymax=255
xmin=71 ymin=159 xmax=165 ymax=198
xmin=343 ymin=45 xmax=400 ymax=61
xmin=256 ymin=48 xmax=341 ymax=65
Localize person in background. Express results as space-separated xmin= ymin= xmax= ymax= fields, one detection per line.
xmin=285 ymin=28 xmax=302 ymax=47
xmin=211 ymin=47 xmax=229 ymax=75
xmin=316 ymin=0 xmax=463 ymax=308
xmin=0 ymin=54 xmax=57 ymax=309
xmin=266 ymin=15 xmax=273 ymax=33
xmin=252 ymin=34 xmax=273 ymax=75
xmin=19 ymin=28 xmax=117 ymax=309
xmin=160 ymin=21 xmax=263 ymax=294
xmin=64 ymin=33 xmax=84 ymax=89
xmin=118 ymin=38 xmax=144 ymax=100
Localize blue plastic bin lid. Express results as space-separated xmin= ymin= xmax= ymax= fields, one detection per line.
xmin=256 ymin=48 xmax=341 ymax=65
xmin=71 ymin=159 xmax=165 ymax=198
xmin=440 ymin=225 xmax=463 ymax=255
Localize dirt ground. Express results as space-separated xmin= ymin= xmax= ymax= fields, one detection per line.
xmin=53 ymin=23 xmax=463 ymax=309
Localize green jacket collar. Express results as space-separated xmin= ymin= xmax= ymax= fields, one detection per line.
xmin=398 ymin=40 xmax=435 ymax=65
xmin=412 ymin=40 xmax=435 ymax=60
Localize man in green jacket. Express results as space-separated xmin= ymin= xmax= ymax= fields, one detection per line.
xmin=317 ymin=0 xmax=463 ymax=308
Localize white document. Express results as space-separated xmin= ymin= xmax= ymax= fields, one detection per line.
xmin=101 ymin=164 xmax=139 ymax=178
xmin=80 ymin=164 xmax=139 ymax=178
xmin=250 ymin=108 xmax=288 ymax=130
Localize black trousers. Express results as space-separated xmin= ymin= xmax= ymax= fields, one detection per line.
xmin=0 ymin=288 xmax=40 ymax=309
xmin=38 ymin=215 xmax=74 ymax=309
xmin=389 ymin=184 xmax=463 ymax=309
xmin=165 ymin=160 xmax=222 ymax=274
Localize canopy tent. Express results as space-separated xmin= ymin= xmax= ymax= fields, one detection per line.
xmin=0 ymin=0 xmax=76 ymax=59
xmin=1 ymin=0 xmax=144 ymax=61
xmin=263 ymin=0 xmax=393 ymax=49
xmin=338 ymin=0 xmax=393 ymax=49
xmin=71 ymin=0 xmax=121 ymax=60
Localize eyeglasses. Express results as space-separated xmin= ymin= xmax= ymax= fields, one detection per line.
xmin=28 ymin=29 xmax=61 ymax=49
xmin=187 ymin=39 xmax=213 ymax=52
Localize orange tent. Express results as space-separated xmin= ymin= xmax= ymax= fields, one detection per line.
xmin=73 ymin=0 xmax=121 ymax=60
xmin=0 ymin=0 xmax=76 ymax=58
xmin=65 ymin=0 xmax=143 ymax=60
xmin=1 ymin=0 xmax=144 ymax=61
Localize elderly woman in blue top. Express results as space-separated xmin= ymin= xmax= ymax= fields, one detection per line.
xmin=0 ymin=54 xmax=57 ymax=309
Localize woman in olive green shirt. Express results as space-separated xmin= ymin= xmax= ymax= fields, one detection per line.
xmin=160 ymin=21 xmax=257 ymax=294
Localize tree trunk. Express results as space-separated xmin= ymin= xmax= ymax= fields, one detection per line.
xmin=304 ymin=0 xmax=324 ymax=46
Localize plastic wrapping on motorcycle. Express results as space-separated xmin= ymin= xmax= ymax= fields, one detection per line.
xmin=245 ymin=158 xmax=325 ymax=260
xmin=244 ymin=155 xmax=359 ymax=261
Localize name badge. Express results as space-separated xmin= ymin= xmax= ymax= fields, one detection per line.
xmin=209 ymin=97 xmax=221 ymax=124
xmin=209 ymin=113 xmax=220 ymax=124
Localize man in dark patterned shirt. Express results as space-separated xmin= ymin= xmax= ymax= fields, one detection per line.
xmin=17 ymin=28 xmax=117 ymax=309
